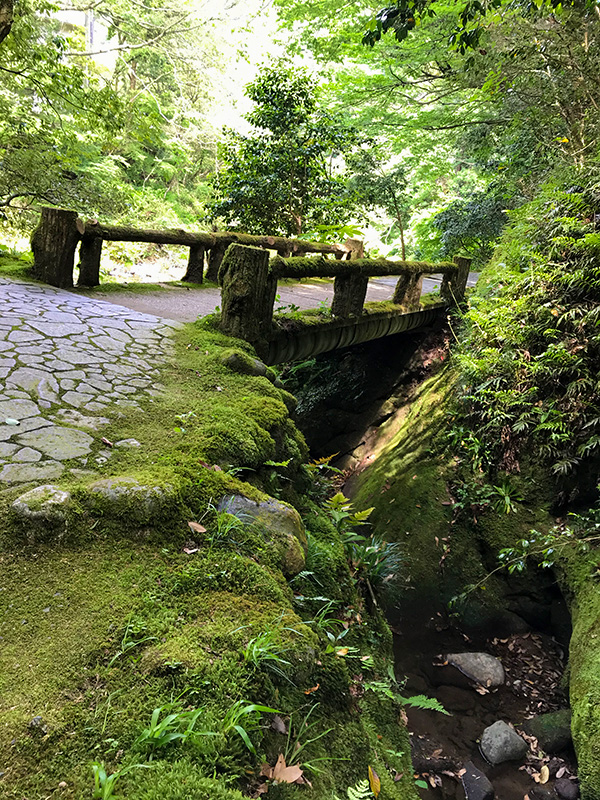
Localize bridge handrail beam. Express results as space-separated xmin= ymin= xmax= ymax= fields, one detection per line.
xmin=272 ymin=255 xmax=457 ymax=279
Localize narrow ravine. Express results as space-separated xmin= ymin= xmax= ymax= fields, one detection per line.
xmin=289 ymin=330 xmax=580 ymax=800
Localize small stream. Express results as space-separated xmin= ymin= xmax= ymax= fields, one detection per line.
xmin=388 ymin=599 xmax=577 ymax=800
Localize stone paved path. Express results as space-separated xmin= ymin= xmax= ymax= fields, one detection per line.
xmin=0 ymin=277 xmax=179 ymax=486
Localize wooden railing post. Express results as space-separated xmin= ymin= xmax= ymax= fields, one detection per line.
xmin=219 ymin=244 xmax=277 ymax=353
xmin=441 ymin=256 xmax=471 ymax=304
xmin=453 ymin=256 xmax=471 ymax=300
xmin=77 ymin=235 xmax=103 ymax=286
xmin=331 ymin=238 xmax=368 ymax=318
xmin=205 ymin=242 xmax=227 ymax=283
xmin=393 ymin=271 xmax=423 ymax=309
xmin=183 ymin=243 xmax=205 ymax=283
xmin=31 ymin=207 xmax=81 ymax=288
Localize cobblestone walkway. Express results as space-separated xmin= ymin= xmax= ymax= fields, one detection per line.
xmin=0 ymin=277 xmax=179 ymax=486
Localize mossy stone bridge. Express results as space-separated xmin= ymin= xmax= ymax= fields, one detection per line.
xmin=32 ymin=207 xmax=470 ymax=365
xmin=218 ymin=242 xmax=470 ymax=364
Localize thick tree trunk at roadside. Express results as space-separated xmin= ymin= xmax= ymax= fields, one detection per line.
xmin=219 ymin=244 xmax=277 ymax=355
xmin=205 ymin=242 xmax=227 ymax=283
xmin=182 ymin=244 xmax=205 ymax=283
xmin=31 ymin=207 xmax=80 ymax=288
xmin=77 ymin=237 xmax=103 ymax=287
xmin=0 ymin=0 xmax=13 ymax=45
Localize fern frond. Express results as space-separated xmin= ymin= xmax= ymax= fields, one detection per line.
xmin=402 ymin=694 xmax=450 ymax=715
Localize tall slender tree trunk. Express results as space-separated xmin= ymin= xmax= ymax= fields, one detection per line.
xmin=0 ymin=0 xmax=13 ymax=45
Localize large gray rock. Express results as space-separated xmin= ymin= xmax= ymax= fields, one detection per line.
xmin=86 ymin=477 xmax=177 ymax=525
xmin=461 ymin=761 xmax=494 ymax=800
xmin=12 ymin=485 xmax=72 ymax=543
xmin=446 ymin=652 xmax=505 ymax=689
xmin=218 ymin=494 xmax=307 ymax=576
xmin=555 ymin=778 xmax=579 ymax=800
xmin=522 ymin=709 xmax=572 ymax=753
xmin=221 ymin=350 xmax=267 ymax=377
xmin=480 ymin=720 xmax=529 ymax=764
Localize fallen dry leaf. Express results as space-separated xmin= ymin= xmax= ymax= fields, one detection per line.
xmin=188 ymin=521 xmax=206 ymax=534
xmin=271 ymin=715 xmax=287 ymax=735
xmin=368 ymin=765 xmax=381 ymax=798
xmin=304 ymin=683 xmax=320 ymax=695
xmin=272 ymin=755 xmax=303 ymax=784
xmin=539 ymin=765 xmax=549 ymax=784
xmin=101 ymin=437 xmax=113 ymax=447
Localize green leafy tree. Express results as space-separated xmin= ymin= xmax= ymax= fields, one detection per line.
xmin=0 ymin=1 xmax=126 ymax=223
xmin=346 ymin=144 xmax=410 ymax=257
xmin=209 ymin=63 xmax=365 ymax=237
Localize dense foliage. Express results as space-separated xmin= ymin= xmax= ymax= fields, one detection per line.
xmin=0 ymin=0 xmax=244 ymax=232
xmin=452 ymin=164 xmax=600 ymax=488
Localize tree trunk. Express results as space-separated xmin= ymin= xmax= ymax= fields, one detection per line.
xmin=77 ymin=236 xmax=103 ymax=286
xmin=31 ymin=207 xmax=80 ymax=288
xmin=0 ymin=0 xmax=13 ymax=45
xmin=205 ymin=242 xmax=227 ymax=283
xmin=182 ymin=244 xmax=205 ymax=283
xmin=219 ymin=244 xmax=277 ymax=356
xmin=332 ymin=239 xmax=367 ymax=317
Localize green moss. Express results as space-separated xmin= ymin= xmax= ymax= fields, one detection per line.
xmin=0 ymin=250 xmax=36 ymax=280
xmin=0 ymin=288 xmax=417 ymax=799
xmin=561 ymin=550 xmax=600 ymax=799
xmin=79 ymin=279 xmax=220 ymax=294
xmin=124 ymin=760 xmax=246 ymax=799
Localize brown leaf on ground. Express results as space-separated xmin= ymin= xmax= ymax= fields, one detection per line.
xmin=304 ymin=683 xmax=320 ymax=695
xmin=272 ymin=755 xmax=303 ymax=784
xmin=188 ymin=521 xmax=206 ymax=534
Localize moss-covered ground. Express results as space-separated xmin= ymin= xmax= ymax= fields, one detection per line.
xmin=0 ymin=299 xmax=417 ymax=798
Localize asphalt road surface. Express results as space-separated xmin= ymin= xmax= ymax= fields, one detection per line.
xmin=77 ymin=273 xmax=479 ymax=324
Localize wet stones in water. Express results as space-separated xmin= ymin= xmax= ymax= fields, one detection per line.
xmin=521 ymin=708 xmax=572 ymax=753
xmin=461 ymin=761 xmax=494 ymax=800
xmin=411 ymin=734 xmax=457 ymax=773
xmin=435 ymin=685 xmax=477 ymax=713
xmin=480 ymin=720 xmax=529 ymax=765
xmin=555 ymin=777 xmax=580 ymax=800
xmin=446 ymin=652 xmax=505 ymax=689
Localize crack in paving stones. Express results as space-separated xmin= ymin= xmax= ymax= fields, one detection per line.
xmin=0 ymin=277 xmax=180 ymax=485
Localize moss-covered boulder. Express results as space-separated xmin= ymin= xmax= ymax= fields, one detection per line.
xmin=218 ymin=494 xmax=307 ymax=576
xmin=11 ymin=484 xmax=73 ymax=543
xmin=84 ymin=477 xmax=181 ymax=526
xmin=522 ymin=708 xmax=572 ymax=753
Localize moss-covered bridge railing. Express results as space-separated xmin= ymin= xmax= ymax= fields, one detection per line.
xmin=30 ymin=206 xmax=354 ymax=288
xmin=218 ymin=242 xmax=471 ymax=365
